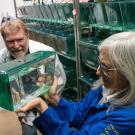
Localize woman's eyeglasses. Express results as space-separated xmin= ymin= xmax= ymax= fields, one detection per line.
xmin=97 ymin=57 xmax=117 ymax=76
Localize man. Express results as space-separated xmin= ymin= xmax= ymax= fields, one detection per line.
xmin=0 ymin=19 xmax=66 ymax=135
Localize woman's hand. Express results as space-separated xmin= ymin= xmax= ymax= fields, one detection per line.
xmin=17 ymin=76 xmax=60 ymax=113
xmin=17 ymin=98 xmax=48 ymax=113
xmin=43 ymin=76 xmax=60 ymax=106
xmin=37 ymin=75 xmax=60 ymax=106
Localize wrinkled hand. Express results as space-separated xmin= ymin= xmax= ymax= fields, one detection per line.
xmin=17 ymin=97 xmax=48 ymax=113
xmin=17 ymin=76 xmax=59 ymax=114
xmin=37 ymin=75 xmax=60 ymax=106
xmin=43 ymin=76 xmax=60 ymax=106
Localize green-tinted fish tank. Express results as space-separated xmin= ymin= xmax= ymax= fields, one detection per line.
xmin=0 ymin=51 xmax=55 ymax=111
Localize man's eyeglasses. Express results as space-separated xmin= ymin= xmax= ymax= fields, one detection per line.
xmin=97 ymin=57 xmax=117 ymax=77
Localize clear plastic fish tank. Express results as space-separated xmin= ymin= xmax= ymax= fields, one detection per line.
xmin=0 ymin=51 xmax=55 ymax=111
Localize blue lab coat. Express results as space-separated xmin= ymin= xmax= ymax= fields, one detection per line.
xmin=34 ymin=86 xmax=135 ymax=135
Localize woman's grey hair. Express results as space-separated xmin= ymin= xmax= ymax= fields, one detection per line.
xmin=99 ymin=31 xmax=135 ymax=106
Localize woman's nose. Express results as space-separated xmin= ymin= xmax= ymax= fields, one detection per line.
xmin=96 ymin=66 xmax=101 ymax=76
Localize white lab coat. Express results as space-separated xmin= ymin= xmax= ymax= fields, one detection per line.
xmin=0 ymin=34 xmax=5 ymax=50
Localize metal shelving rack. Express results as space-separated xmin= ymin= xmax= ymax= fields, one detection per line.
xmin=14 ymin=0 xmax=135 ymax=100
xmin=73 ymin=0 xmax=81 ymax=99
xmin=73 ymin=0 xmax=135 ymax=98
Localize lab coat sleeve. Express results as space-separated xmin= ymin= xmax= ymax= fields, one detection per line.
xmin=0 ymin=48 xmax=9 ymax=64
xmin=53 ymin=86 xmax=103 ymax=127
xmin=34 ymin=86 xmax=134 ymax=135
xmin=33 ymin=106 xmax=121 ymax=135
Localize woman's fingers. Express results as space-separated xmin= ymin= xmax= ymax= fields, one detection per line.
xmin=17 ymin=98 xmax=48 ymax=113
xmin=49 ymin=76 xmax=58 ymax=96
xmin=43 ymin=77 xmax=60 ymax=106
xmin=37 ymin=75 xmax=46 ymax=82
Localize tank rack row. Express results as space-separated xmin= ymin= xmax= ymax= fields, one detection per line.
xmin=18 ymin=1 xmax=135 ymax=30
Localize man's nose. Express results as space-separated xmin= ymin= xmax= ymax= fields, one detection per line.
xmin=13 ymin=41 xmax=20 ymax=48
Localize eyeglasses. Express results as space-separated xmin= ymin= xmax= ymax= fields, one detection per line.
xmin=98 ymin=57 xmax=117 ymax=77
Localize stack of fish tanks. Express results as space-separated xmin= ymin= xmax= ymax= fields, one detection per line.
xmin=78 ymin=0 xmax=135 ymax=96
xmin=18 ymin=1 xmax=75 ymax=57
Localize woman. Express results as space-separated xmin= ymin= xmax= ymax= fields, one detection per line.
xmin=18 ymin=32 xmax=135 ymax=135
